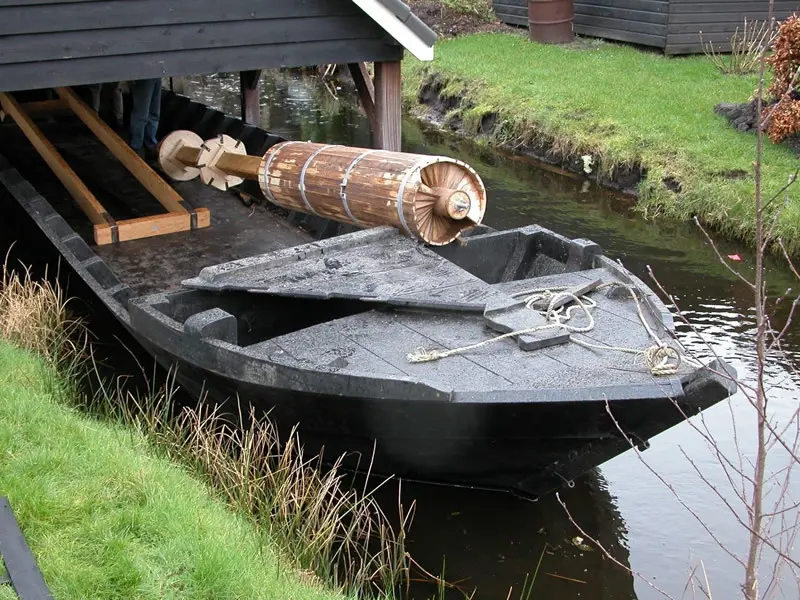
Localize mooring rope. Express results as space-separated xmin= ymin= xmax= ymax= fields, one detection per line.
xmin=406 ymin=282 xmax=684 ymax=377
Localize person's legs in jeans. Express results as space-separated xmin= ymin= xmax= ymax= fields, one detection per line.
xmin=111 ymin=82 xmax=124 ymax=128
xmin=144 ymin=78 xmax=162 ymax=150
xmin=89 ymin=84 xmax=102 ymax=112
xmin=129 ymin=79 xmax=157 ymax=150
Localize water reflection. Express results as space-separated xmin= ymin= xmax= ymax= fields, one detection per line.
xmin=164 ymin=71 xmax=800 ymax=599
xmin=398 ymin=472 xmax=636 ymax=599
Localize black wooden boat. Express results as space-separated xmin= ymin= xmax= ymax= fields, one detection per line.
xmin=0 ymin=90 xmax=737 ymax=499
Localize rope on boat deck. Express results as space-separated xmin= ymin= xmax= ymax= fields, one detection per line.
xmin=406 ymin=282 xmax=685 ymax=377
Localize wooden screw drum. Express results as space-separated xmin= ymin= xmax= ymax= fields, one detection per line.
xmin=158 ymin=131 xmax=487 ymax=245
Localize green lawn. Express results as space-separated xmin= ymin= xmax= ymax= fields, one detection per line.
xmin=0 ymin=341 xmax=349 ymax=600
xmin=403 ymin=33 xmax=800 ymax=253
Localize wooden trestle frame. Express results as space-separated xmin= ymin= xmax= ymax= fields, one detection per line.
xmin=0 ymin=87 xmax=210 ymax=245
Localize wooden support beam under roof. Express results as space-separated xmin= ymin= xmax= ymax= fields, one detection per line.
xmin=347 ymin=62 xmax=377 ymax=134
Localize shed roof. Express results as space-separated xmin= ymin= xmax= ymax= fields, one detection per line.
xmin=352 ymin=0 xmax=437 ymax=61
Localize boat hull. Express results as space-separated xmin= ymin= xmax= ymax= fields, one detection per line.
xmin=129 ymin=327 xmax=732 ymax=499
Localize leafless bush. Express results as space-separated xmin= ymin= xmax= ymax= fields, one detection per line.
xmin=701 ymin=18 xmax=777 ymax=76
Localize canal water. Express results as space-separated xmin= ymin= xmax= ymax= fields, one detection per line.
xmin=176 ymin=70 xmax=800 ymax=600
xmin=3 ymin=69 xmax=795 ymax=599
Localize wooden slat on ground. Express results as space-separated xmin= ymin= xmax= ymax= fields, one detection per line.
xmin=55 ymin=86 xmax=191 ymax=215
xmin=0 ymin=98 xmax=69 ymax=122
xmin=2 ymin=88 xmax=211 ymax=245
xmin=0 ymin=92 xmax=109 ymax=226
xmin=0 ymin=497 xmax=53 ymax=600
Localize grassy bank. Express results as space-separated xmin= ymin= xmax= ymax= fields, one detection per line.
xmin=0 ymin=267 xmax=411 ymax=599
xmin=0 ymin=340 xmax=350 ymax=600
xmin=402 ymin=33 xmax=800 ymax=253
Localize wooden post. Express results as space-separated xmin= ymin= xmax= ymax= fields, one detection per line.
xmin=374 ymin=61 xmax=402 ymax=152
xmin=239 ymin=70 xmax=261 ymax=126
xmin=171 ymin=77 xmax=186 ymax=95
xmin=347 ymin=62 xmax=377 ymax=134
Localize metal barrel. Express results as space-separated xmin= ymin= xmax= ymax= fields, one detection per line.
xmin=528 ymin=0 xmax=574 ymax=44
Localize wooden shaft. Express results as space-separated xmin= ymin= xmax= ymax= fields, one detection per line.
xmin=0 ymin=92 xmax=108 ymax=226
xmin=55 ymin=86 xmax=189 ymax=215
xmin=171 ymin=144 xmax=260 ymax=181
xmin=215 ymin=153 xmax=261 ymax=179
xmin=175 ymin=145 xmax=202 ymax=166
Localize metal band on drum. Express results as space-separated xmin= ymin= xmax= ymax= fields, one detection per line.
xmin=260 ymin=141 xmax=302 ymax=207
xmin=299 ymin=144 xmax=339 ymax=216
xmin=339 ymin=149 xmax=379 ymax=227
xmin=395 ymin=164 xmax=422 ymax=239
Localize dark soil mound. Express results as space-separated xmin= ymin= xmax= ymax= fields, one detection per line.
xmin=715 ymin=100 xmax=761 ymax=133
xmin=407 ymin=0 xmax=511 ymax=38
xmin=715 ymin=100 xmax=800 ymax=156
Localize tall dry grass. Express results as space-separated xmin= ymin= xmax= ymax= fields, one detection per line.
xmin=0 ymin=259 xmax=414 ymax=599
xmin=0 ymin=258 xmax=85 ymax=367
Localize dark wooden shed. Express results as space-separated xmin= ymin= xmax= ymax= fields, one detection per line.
xmin=0 ymin=0 xmax=436 ymax=150
xmin=493 ymin=0 xmax=799 ymax=55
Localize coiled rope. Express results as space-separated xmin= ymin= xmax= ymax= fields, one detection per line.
xmin=406 ymin=282 xmax=683 ymax=377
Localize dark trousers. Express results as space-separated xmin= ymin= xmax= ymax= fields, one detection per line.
xmin=129 ymin=78 xmax=162 ymax=150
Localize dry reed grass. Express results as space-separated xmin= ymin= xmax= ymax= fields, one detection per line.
xmin=0 ymin=256 xmax=85 ymax=367
xmin=0 ymin=258 xmax=415 ymax=599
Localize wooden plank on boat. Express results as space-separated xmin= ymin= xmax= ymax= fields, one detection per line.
xmin=483 ymin=294 xmax=570 ymax=351
xmin=0 ymin=497 xmax=53 ymax=600
xmin=54 ymin=87 xmax=197 ymax=218
xmin=94 ymin=208 xmax=211 ymax=245
xmin=324 ymin=310 xmax=514 ymax=389
xmin=182 ymin=227 xmax=493 ymax=311
xmin=529 ymin=278 xmax=603 ymax=311
xmin=0 ymin=92 xmax=109 ymax=229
